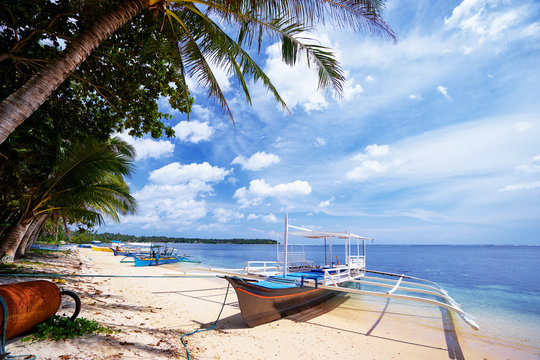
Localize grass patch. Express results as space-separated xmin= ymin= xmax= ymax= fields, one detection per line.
xmin=0 ymin=262 xmax=27 ymax=273
xmin=21 ymin=316 xmax=119 ymax=342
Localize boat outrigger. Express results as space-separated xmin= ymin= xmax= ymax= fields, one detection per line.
xmin=132 ymin=245 xmax=201 ymax=267
xmin=224 ymin=214 xmax=479 ymax=330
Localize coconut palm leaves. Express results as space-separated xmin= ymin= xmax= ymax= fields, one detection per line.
xmin=163 ymin=0 xmax=395 ymax=120
xmin=0 ymin=0 xmax=395 ymax=143
xmin=0 ymin=137 xmax=137 ymax=261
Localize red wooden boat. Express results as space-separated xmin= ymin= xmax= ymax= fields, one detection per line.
xmin=223 ymin=214 xmax=480 ymax=330
xmin=225 ymin=275 xmax=336 ymax=327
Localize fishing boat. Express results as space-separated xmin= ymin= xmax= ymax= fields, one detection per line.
xmin=90 ymin=244 xmax=113 ymax=252
xmin=111 ymin=245 xmax=149 ymax=256
xmin=224 ymin=214 xmax=479 ymax=330
xmin=31 ymin=243 xmax=78 ymax=251
xmin=132 ymin=245 xmax=201 ymax=266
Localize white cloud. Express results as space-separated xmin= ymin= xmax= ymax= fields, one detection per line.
xmin=246 ymin=213 xmax=279 ymax=223
xmin=391 ymin=115 xmax=540 ymax=180
xmin=123 ymin=183 xmax=209 ymax=228
xmin=444 ymin=0 xmax=534 ymax=42
xmin=115 ymin=132 xmax=174 ymax=160
xmin=263 ymin=41 xmax=328 ymax=112
xmin=499 ymin=181 xmax=540 ymax=192
xmin=342 ymin=76 xmax=364 ymax=102
xmin=214 ymin=208 xmax=244 ymax=223
xmin=192 ymin=104 xmax=213 ymax=121
xmin=315 ymin=137 xmax=327 ymax=147
xmin=513 ymin=121 xmax=534 ymax=133
xmin=352 ymin=144 xmax=390 ymax=161
xmin=340 ymin=114 xmax=540 ymax=189
xmin=149 ymin=162 xmax=230 ymax=185
xmin=232 ymin=152 xmax=281 ymax=171
xmin=121 ymin=161 xmax=230 ymax=230
xmin=319 ymin=197 xmax=334 ymax=208
xmin=346 ymin=160 xmax=392 ymax=181
xmin=516 ymin=154 xmax=540 ymax=174
xmin=366 ymin=144 xmax=390 ymax=157
xmin=437 ymin=85 xmax=451 ymax=99
xmin=347 ymin=144 xmax=397 ymax=181
xmin=173 ymin=120 xmax=214 ymax=143
xmin=409 ymin=94 xmax=422 ymax=100
xmin=365 ymin=75 xmax=375 ymax=82
xmin=234 ymin=179 xmax=312 ymax=207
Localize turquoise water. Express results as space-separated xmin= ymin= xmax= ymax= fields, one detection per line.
xmin=167 ymin=243 xmax=540 ymax=343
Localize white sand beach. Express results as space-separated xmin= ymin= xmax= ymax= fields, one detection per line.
xmin=2 ymin=248 xmax=538 ymax=359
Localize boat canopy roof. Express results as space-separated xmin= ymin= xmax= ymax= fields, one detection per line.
xmin=287 ymin=225 xmax=372 ymax=240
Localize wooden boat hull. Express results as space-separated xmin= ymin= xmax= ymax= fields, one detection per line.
xmin=133 ymin=255 xmax=179 ymax=266
xmin=225 ymin=276 xmax=337 ymax=327
xmin=90 ymin=244 xmax=113 ymax=252
xmin=0 ymin=280 xmax=61 ymax=339
xmin=111 ymin=248 xmax=145 ymax=256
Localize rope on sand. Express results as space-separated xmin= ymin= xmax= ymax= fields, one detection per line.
xmin=0 ymin=273 xmax=216 ymax=279
xmin=180 ymin=283 xmax=230 ymax=360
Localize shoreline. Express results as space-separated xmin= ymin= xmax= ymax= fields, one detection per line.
xmin=2 ymin=248 xmax=538 ymax=359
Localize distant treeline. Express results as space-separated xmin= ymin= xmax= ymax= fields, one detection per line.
xmin=92 ymin=232 xmax=277 ymax=245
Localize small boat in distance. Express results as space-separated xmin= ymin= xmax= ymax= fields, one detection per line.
xmin=132 ymin=245 xmax=201 ymax=266
xmin=90 ymin=244 xmax=113 ymax=252
xmin=224 ymin=214 xmax=479 ymax=330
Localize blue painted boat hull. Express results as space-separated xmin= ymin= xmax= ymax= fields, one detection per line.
xmin=133 ymin=255 xmax=180 ymax=266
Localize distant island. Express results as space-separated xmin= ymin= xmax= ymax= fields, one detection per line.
xmin=92 ymin=232 xmax=277 ymax=245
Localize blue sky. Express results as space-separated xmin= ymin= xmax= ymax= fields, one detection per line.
xmin=99 ymin=0 xmax=540 ymax=244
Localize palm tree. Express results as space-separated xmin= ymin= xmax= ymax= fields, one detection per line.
xmin=0 ymin=0 xmax=395 ymax=143
xmin=0 ymin=137 xmax=137 ymax=262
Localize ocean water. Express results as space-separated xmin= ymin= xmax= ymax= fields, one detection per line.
xmin=166 ymin=243 xmax=540 ymax=344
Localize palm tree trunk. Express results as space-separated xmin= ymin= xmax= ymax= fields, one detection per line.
xmin=0 ymin=0 xmax=148 ymax=144
xmin=0 ymin=219 xmax=32 ymax=262
xmin=16 ymin=214 xmax=48 ymax=257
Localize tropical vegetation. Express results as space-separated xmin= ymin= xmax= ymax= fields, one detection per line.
xmin=0 ymin=0 xmax=394 ymax=259
xmin=0 ymin=0 xmax=395 ymax=143
xmin=86 ymin=232 xmax=277 ymax=244
xmin=0 ymin=137 xmax=137 ymax=262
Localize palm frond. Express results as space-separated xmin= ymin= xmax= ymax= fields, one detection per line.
xmin=167 ymin=8 xmax=235 ymax=123
xmin=177 ymin=6 xmax=289 ymax=111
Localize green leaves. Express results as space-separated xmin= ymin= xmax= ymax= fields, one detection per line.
xmin=162 ymin=0 xmax=395 ymax=118
xmin=21 ymin=315 xmax=119 ymax=342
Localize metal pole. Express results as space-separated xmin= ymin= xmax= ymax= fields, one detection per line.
xmin=324 ymin=238 xmax=327 ymax=266
xmin=329 ymin=236 xmax=333 ymax=266
xmin=363 ymin=239 xmax=366 ymax=269
xmin=283 ymin=213 xmax=288 ymax=277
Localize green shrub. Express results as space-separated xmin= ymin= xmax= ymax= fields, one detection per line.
xmin=21 ymin=316 xmax=119 ymax=342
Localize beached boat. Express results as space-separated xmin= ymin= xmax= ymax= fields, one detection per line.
xmin=223 ymin=214 xmax=479 ymax=330
xmin=111 ymin=245 xmax=148 ymax=256
xmin=31 ymin=243 xmax=78 ymax=251
xmin=90 ymin=244 xmax=113 ymax=252
xmin=132 ymin=246 xmax=201 ymax=266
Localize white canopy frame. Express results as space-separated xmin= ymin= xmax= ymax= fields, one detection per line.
xmin=282 ymin=214 xmax=372 ymax=277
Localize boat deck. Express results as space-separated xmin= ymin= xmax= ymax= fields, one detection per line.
xmin=250 ymin=270 xmax=330 ymax=289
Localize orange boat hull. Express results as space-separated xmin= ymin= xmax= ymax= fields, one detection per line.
xmin=0 ymin=280 xmax=61 ymax=339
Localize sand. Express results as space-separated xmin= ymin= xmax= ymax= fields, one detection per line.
xmin=2 ymin=248 xmax=539 ymax=359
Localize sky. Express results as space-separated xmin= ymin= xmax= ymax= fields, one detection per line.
xmin=99 ymin=0 xmax=540 ymax=245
